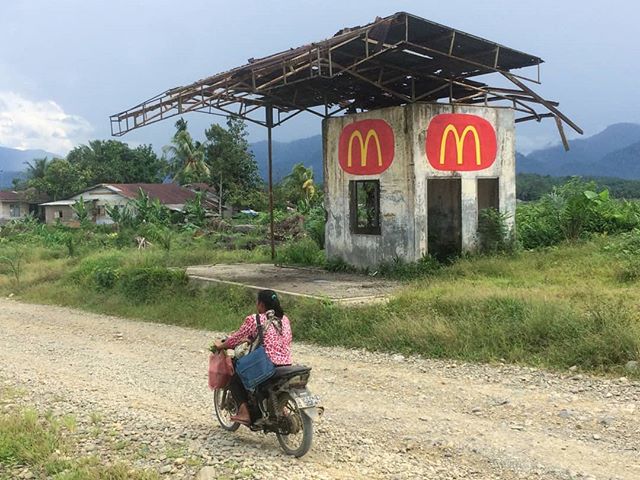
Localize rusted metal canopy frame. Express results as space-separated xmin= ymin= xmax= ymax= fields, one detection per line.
xmin=110 ymin=12 xmax=579 ymax=138
xmin=110 ymin=11 xmax=582 ymax=260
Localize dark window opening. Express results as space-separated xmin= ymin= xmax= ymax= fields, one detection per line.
xmin=477 ymin=178 xmax=500 ymax=217
xmin=9 ymin=203 xmax=20 ymax=217
xmin=350 ymin=180 xmax=381 ymax=235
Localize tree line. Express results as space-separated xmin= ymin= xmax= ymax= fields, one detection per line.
xmin=13 ymin=117 xmax=319 ymax=211
xmin=517 ymin=174 xmax=640 ymax=201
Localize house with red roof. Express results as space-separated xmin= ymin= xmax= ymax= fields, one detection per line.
xmin=40 ymin=183 xmax=225 ymax=225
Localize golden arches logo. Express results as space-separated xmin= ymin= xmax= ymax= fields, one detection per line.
xmin=347 ymin=129 xmax=383 ymax=168
xmin=440 ymin=125 xmax=481 ymax=166
xmin=338 ymin=119 xmax=394 ymax=174
xmin=426 ymin=113 xmax=497 ymax=172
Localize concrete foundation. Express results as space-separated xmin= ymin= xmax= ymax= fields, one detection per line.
xmin=323 ymin=103 xmax=515 ymax=268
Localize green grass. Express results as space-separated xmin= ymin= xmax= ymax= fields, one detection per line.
xmin=0 ymin=392 xmax=159 ymax=480
xmin=2 ymin=228 xmax=640 ymax=376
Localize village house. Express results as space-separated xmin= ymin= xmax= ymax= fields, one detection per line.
xmin=40 ymin=183 xmax=226 ymax=225
xmin=0 ymin=190 xmax=46 ymax=224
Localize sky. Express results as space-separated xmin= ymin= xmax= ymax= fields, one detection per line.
xmin=0 ymin=0 xmax=637 ymax=157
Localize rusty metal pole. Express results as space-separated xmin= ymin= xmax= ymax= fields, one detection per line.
xmin=266 ymin=105 xmax=275 ymax=260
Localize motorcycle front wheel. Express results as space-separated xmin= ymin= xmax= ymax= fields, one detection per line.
xmin=213 ymin=387 xmax=240 ymax=432
xmin=276 ymin=393 xmax=313 ymax=457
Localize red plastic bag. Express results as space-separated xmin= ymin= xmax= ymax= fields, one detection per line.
xmin=208 ymin=352 xmax=234 ymax=390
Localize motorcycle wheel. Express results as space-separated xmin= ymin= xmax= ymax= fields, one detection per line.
xmin=276 ymin=393 xmax=313 ymax=457
xmin=213 ymin=387 xmax=240 ymax=432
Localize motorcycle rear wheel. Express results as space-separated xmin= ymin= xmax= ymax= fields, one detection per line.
xmin=276 ymin=393 xmax=313 ymax=457
xmin=213 ymin=387 xmax=240 ymax=432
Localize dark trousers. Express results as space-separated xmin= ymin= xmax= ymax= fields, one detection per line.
xmin=228 ymin=373 xmax=248 ymax=404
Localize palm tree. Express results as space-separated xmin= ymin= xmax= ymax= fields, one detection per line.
xmin=24 ymin=157 xmax=49 ymax=180
xmin=162 ymin=121 xmax=210 ymax=184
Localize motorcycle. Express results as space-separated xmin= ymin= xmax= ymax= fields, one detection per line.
xmin=212 ymin=348 xmax=324 ymax=458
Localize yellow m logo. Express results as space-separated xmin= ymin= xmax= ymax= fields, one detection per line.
xmin=440 ymin=125 xmax=481 ymax=166
xmin=347 ymin=129 xmax=383 ymax=168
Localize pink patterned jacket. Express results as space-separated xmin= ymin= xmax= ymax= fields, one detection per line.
xmin=225 ymin=311 xmax=292 ymax=366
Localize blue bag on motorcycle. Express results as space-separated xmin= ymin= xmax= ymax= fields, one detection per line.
xmin=235 ymin=314 xmax=276 ymax=390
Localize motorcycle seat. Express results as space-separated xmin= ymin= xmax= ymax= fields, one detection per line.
xmin=273 ymin=365 xmax=311 ymax=379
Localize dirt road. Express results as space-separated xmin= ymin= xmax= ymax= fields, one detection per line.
xmin=0 ymin=299 xmax=637 ymax=479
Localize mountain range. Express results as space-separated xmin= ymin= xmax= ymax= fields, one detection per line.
xmin=518 ymin=123 xmax=640 ymax=178
xmin=251 ymin=123 xmax=640 ymax=182
xmin=0 ymin=146 xmax=58 ymax=188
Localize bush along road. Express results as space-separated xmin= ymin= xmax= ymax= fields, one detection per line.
xmin=0 ymin=299 xmax=638 ymax=480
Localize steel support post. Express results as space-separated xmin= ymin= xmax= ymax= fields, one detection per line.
xmin=266 ymin=105 xmax=275 ymax=260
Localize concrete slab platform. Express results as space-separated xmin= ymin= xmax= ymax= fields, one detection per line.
xmin=186 ymin=263 xmax=400 ymax=305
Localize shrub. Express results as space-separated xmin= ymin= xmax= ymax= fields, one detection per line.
xmin=478 ymin=208 xmax=515 ymax=254
xmin=93 ymin=267 xmax=120 ymax=289
xmin=278 ymin=238 xmax=324 ymax=266
xmin=375 ymin=254 xmax=441 ymax=280
xmin=118 ymin=266 xmax=188 ymax=303
xmin=304 ymin=205 xmax=325 ymax=248
xmin=325 ymin=256 xmax=358 ymax=273
xmin=517 ymin=179 xmax=640 ymax=249
xmin=69 ymin=252 xmax=127 ymax=286
xmin=0 ymin=245 xmax=26 ymax=287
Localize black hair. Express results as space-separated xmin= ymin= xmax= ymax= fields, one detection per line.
xmin=258 ymin=289 xmax=284 ymax=319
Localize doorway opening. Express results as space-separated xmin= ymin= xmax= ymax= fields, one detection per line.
xmin=427 ymin=178 xmax=462 ymax=260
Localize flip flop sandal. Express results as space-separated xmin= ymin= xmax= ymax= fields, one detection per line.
xmin=230 ymin=415 xmax=251 ymax=426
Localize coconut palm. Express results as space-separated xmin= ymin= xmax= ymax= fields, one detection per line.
xmin=163 ymin=121 xmax=210 ymax=184
xmin=24 ymin=157 xmax=49 ymax=180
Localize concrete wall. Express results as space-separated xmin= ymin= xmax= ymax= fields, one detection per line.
xmin=324 ymin=106 xmax=414 ymax=268
xmin=44 ymin=206 xmax=75 ymax=225
xmin=0 ymin=201 xmax=30 ymax=222
xmin=324 ymin=103 xmax=515 ymax=268
xmin=408 ymin=103 xmax=516 ymax=257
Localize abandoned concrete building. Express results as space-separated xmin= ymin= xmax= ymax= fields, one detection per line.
xmin=110 ymin=12 xmax=580 ymax=268
xmin=324 ymin=103 xmax=514 ymax=266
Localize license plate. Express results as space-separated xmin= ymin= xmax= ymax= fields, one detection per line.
xmin=294 ymin=392 xmax=320 ymax=409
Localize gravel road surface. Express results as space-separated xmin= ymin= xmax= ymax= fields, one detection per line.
xmin=0 ymin=299 xmax=638 ymax=479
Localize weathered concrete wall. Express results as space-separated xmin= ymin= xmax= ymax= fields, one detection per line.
xmin=324 ymin=107 xmax=414 ymax=268
xmin=44 ymin=206 xmax=75 ymax=225
xmin=408 ymin=103 xmax=516 ymax=255
xmin=324 ymin=103 xmax=516 ymax=267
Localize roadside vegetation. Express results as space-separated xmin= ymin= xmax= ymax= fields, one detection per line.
xmin=1 ymin=177 xmax=640 ymax=378
xmin=0 ymin=388 xmax=158 ymax=480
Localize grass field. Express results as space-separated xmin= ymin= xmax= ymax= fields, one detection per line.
xmin=2 ymin=229 xmax=638 ymax=377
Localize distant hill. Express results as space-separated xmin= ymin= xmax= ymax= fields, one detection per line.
xmin=517 ymin=123 xmax=640 ymax=178
xmin=0 ymin=146 xmax=60 ymax=171
xmin=0 ymin=146 xmax=60 ymax=189
xmin=0 ymin=171 xmax=25 ymax=189
xmin=251 ymin=135 xmax=322 ymax=182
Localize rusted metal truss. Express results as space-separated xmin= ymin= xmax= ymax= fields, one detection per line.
xmin=110 ymin=12 xmax=582 ymax=147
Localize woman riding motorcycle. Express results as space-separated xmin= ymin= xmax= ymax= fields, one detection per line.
xmin=213 ymin=289 xmax=292 ymax=425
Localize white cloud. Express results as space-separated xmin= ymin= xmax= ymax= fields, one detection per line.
xmin=0 ymin=91 xmax=92 ymax=154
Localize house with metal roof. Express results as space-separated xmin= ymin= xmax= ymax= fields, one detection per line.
xmin=40 ymin=183 xmax=224 ymax=225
